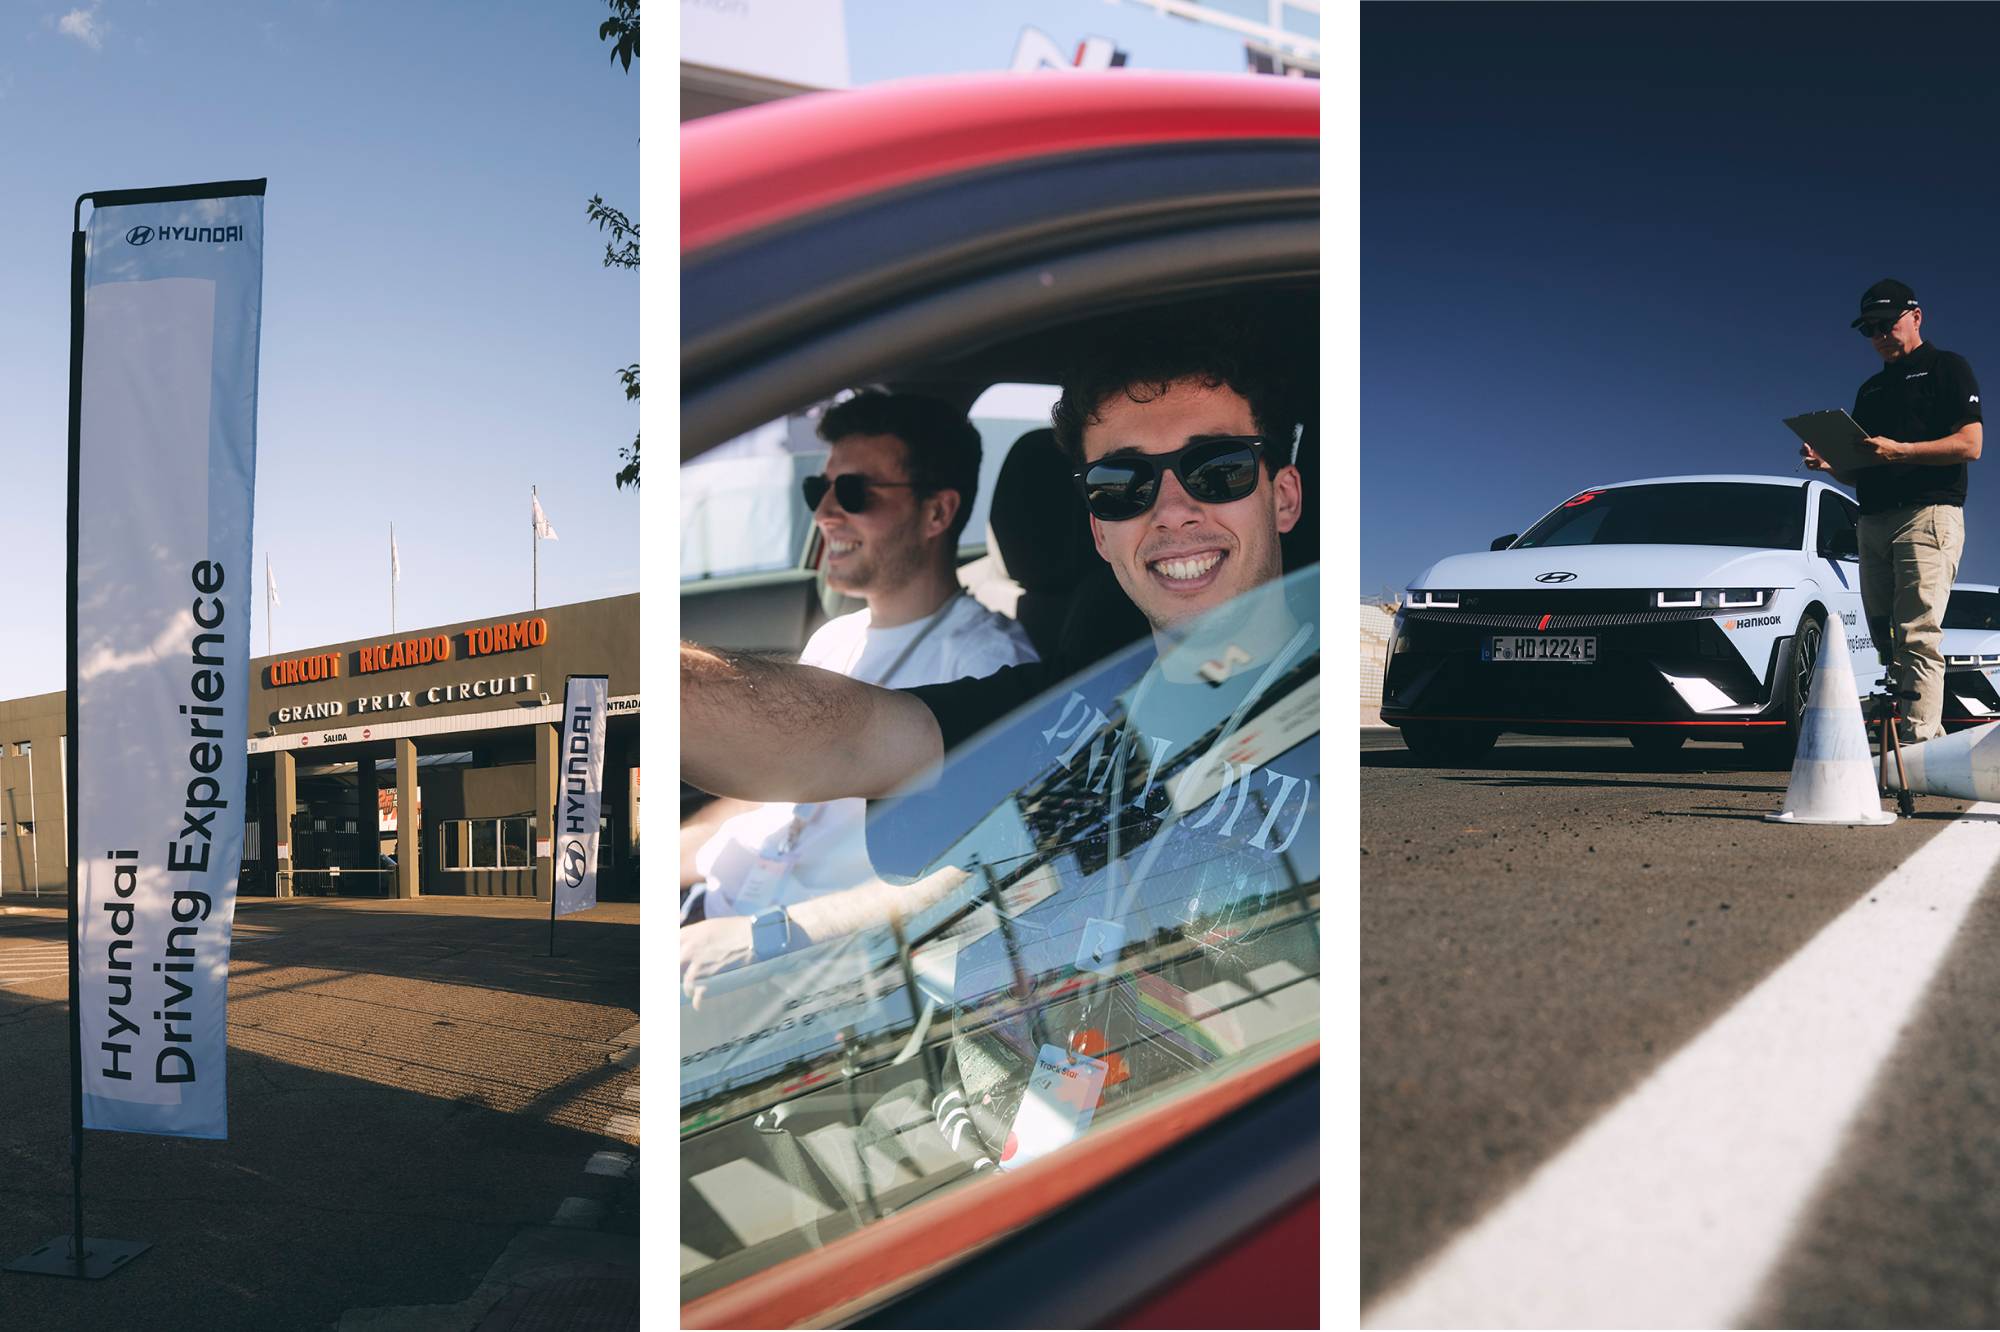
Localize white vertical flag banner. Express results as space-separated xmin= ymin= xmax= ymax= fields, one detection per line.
xmin=265 ymin=558 xmax=279 ymax=607
xmin=554 ymin=674 xmax=607 ymax=917
xmin=74 ymin=180 xmax=265 ymax=1139
xmin=533 ymin=493 xmax=559 ymax=541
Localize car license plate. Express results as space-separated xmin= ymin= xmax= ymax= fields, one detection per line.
xmin=1485 ymin=634 xmax=1596 ymax=663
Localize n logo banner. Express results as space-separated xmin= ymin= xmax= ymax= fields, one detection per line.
xmin=555 ymin=675 xmax=608 ymax=917
xmin=73 ymin=180 xmax=265 ymax=1139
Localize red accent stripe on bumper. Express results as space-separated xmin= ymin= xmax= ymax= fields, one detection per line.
xmin=1382 ymin=716 xmax=1786 ymax=727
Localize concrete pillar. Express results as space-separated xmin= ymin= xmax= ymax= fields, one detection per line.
xmin=626 ymin=762 xmax=639 ymax=858
xmin=274 ymin=749 xmax=296 ymax=898
xmin=533 ymin=721 xmax=557 ymax=901
xmin=395 ymin=738 xmax=418 ymax=899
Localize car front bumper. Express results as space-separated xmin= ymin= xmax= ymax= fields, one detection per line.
xmin=1380 ymin=609 xmax=1801 ymax=739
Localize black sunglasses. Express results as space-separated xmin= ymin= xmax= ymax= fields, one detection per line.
xmin=801 ymin=472 xmax=919 ymax=514
xmin=1074 ymin=436 xmax=1269 ymax=521
xmin=1857 ymin=313 xmax=1910 ymax=338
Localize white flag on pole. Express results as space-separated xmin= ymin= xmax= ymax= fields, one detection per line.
xmin=391 ymin=530 xmax=401 ymax=583
xmin=266 ymin=558 xmax=279 ymax=607
xmin=554 ymin=674 xmax=608 ymax=917
xmin=533 ymin=493 xmax=558 ymax=541
xmin=75 ymin=179 xmax=265 ymax=1140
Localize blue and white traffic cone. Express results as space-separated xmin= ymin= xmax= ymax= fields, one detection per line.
xmin=1768 ymin=615 xmax=1895 ymax=825
xmin=1887 ymin=722 xmax=2000 ymax=801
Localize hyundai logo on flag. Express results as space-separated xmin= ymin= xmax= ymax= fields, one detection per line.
xmin=122 ymin=224 xmax=244 ymax=247
xmin=1536 ymin=571 xmax=1578 ymax=583
xmin=561 ymin=840 xmax=587 ymax=888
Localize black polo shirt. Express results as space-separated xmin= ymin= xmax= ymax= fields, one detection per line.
xmin=1850 ymin=341 xmax=1982 ymax=514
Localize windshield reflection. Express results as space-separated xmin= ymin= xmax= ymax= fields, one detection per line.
xmin=681 ymin=565 xmax=1321 ymax=1298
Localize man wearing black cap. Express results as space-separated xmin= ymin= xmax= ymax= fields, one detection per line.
xmin=1801 ymin=279 xmax=1983 ymax=741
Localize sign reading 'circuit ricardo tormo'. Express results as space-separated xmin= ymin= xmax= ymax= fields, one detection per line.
xmin=263 ymin=616 xmax=555 ymax=723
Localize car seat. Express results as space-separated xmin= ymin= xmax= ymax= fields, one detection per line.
xmin=989 ymin=428 xmax=1100 ymax=661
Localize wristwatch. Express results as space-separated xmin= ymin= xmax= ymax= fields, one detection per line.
xmin=750 ymin=905 xmax=794 ymax=962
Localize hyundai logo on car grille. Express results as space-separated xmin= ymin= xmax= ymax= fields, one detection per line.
xmin=1535 ymin=571 xmax=1578 ymax=583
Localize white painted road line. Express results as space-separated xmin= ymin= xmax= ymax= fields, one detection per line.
xmin=1366 ymin=805 xmax=2000 ymax=1330
xmin=0 ymin=941 xmax=69 ymax=988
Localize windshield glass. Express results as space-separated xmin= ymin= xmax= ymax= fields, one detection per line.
xmin=1945 ymin=589 xmax=2000 ymax=631
xmin=681 ymin=389 xmax=1057 ymax=583
xmin=1513 ymin=483 xmax=1806 ymax=551
xmin=680 ymin=416 xmax=827 ymax=583
xmin=679 ymin=565 xmax=1321 ymax=1304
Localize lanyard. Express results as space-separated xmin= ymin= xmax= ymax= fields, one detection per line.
xmin=856 ymin=591 xmax=961 ymax=690
xmin=778 ymin=593 xmax=963 ymax=854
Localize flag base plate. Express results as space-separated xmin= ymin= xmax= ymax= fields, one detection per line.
xmin=6 ymin=1235 xmax=151 ymax=1280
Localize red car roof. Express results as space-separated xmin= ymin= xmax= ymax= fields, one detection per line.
xmin=682 ymin=71 xmax=1319 ymax=255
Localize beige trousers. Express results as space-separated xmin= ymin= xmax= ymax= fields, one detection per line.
xmin=1857 ymin=502 xmax=1965 ymax=741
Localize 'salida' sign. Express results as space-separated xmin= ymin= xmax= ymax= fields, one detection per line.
xmin=73 ymin=180 xmax=266 ymax=1140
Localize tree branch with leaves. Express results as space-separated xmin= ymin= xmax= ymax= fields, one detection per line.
xmin=593 ymin=0 xmax=640 ymax=488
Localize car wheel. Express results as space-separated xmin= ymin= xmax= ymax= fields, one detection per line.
xmin=1744 ymin=613 xmax=1823 ymax=767
xmin=1400 ymin=722 xmax=1499 ymax=764
xmin=1629 ymin=730 xmax=1687 ymax=756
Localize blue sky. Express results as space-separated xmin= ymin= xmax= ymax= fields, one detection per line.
xmin=1363 ymin=4 xmax=2000 ymax=601
xmin=842 ymin=0 xmax=1259 ymax=82
xmin=0 ymin=0 xmax=638 ymax=698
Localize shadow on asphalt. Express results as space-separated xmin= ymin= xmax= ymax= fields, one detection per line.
xmin=1363 ymin=745 xmax=1784 ymax=776
xmin=242 ymin=904 xmax=638 ymax=1009
xmin=1446 ymin=774 xmax=1786 ymax=796
xmin=0 ymin=973 xmax=635 ymax=1332
xmin=3 ymin=904 xmax=638 ymax=1005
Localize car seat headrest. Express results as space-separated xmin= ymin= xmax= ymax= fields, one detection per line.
xmin=990 ymin=428 xmax=1092 ymax=591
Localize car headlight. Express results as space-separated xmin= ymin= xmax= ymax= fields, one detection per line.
xmin=1406 ymin=590 xmax=1460 ymax=609
xmin=1650 ymin=588 xmax=1777 ymax=610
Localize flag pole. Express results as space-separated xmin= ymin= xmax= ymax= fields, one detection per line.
xmin=7 ymin=189 xmax=152 ymax=1284
xmin=549 ymin=783 xmax=560 ymax=957
xmin=532 ymin=485 xmax=539 ymax=612
xmin=63 ymin=192 xmax=89 ymax=1282
xmin=265 ymin=554 xmax=272 ymax=656
xmin=390 ymin=523 xmax=396 ymax=634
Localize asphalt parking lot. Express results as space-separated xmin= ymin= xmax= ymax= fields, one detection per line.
xmin=1362 ymin=731 xmax=2000 ymax=1326
xmin=0 ymin=893 xmax=639 ymax=1332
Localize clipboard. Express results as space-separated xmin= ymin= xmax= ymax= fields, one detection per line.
xmin=1784 ymin=409 xmax=1880 ymax=471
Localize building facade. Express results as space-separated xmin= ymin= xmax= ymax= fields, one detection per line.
xmin=0 ymin=593 xmax=638 ymax=902
xmin=0 ymin=691 xmax=67 ymax=896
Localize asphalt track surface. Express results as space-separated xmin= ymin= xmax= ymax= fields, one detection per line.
xmin=1361 ymin=732 xmax=2000 ymax=1327
xmin=0 ymin=895 xmax=639 ymax=1331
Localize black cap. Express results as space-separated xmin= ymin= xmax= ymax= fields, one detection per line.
xmin=1852 ymin=278 xmax=1920 ymax=328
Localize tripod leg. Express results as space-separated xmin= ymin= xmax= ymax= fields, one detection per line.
xmin=1889 ymin=720 xmax=1916 ymax=817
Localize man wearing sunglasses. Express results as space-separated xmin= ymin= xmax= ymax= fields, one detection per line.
xmin=1801 ymin=278 xmax=1982 ymax=742
xmin=679 ymin=390 xmax=1037 ymax=940
xmin=681 ymin=315 xmax=1309 ymax=997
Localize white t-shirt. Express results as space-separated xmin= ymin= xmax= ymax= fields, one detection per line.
xmin=695 ymin=593 xmax=1038 ymax=917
